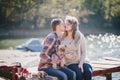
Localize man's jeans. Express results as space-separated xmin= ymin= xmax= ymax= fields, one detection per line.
xmin=67 ymin=63 xmax=92 ymax=80
xmin=39 ymin=66 xmax=76 ymax=80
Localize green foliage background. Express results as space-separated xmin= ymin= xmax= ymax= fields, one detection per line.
xmin=0 ymin=0 xmax=120 ymax=29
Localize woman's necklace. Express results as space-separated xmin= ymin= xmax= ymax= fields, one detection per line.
xmin=69 ymin=39 xmax=73 ymax=44
xmin=67 ymin=32 xmax=73 ymax=44
xmin=66 ymin=37 xmax=73 ymax=44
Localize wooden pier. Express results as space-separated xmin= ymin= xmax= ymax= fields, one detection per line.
xmin=92 ymin=57 xmax=120 ymax=80
xmin=0 ymin=57 xmax=120 ymax=80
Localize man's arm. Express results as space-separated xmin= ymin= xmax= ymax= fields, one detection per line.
xmin=40 ymin=36 xmax=56 ymax=64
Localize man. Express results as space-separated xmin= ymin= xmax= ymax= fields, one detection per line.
xmin=38 ymin=18 xmax=76 ymax=80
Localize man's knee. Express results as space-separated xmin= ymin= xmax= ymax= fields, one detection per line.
xmin=60 ymin=74 xmax=68 ymax=80
xmin=71 ymin=71 xmax=76 ymax=78
xmin=70 ymin=71 xmax=76 ymax=80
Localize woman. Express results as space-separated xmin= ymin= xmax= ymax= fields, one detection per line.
xmin=61 ymin=16 xmax=92 ymax=80
xmin=38 ymin=18 xmax=76 ymax=80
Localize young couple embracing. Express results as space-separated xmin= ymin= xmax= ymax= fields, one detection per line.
xmin=38 ymin=16 xmax=92 ymax=80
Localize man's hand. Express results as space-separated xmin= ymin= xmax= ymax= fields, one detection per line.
xmin=51 ymin=54 xmax=60 ymax=64
xmin=65 ymin=53 xmax=75 ymax=60
xmin=52 ymin=63 xmax=57 ymax=69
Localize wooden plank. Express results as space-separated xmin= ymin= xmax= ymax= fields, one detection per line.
xmin=92 ymin=66 xmax=120 ymax=76
xmin=91 ymin=61 xmax=120 ymax=65
xmin=92 ymin=58 xmax=120 ymax=78
xmin=102 ymin=57 xmax=120 ymax=62
xmin=93 ymin=67 xmax=107 ymax=70
xmin=91 ymin=58 xmax=120 ymax=72
xmin=92 ymin=63 xmax=120 ymax=69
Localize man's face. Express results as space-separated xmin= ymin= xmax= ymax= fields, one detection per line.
xmin=59 ymin=21 xmax=65 ymax=32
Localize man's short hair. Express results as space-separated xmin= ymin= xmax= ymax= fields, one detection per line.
xmin=51 ymin=18 xmax=63 ymax=31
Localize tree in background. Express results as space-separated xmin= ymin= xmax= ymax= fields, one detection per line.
xmin=83 ymin=0 xmax=120 ymax=28
xmin=0 ymin=0 xmax=43 ymax=29
xmin=0 ymin=0 xmax=120 ymax=30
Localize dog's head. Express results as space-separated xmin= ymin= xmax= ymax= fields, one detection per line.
xmin=57 ymin=45 xmax=66 ymax=55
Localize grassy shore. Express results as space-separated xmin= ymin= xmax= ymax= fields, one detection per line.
xmin=0 ymin=38 xmax=29 ymax=49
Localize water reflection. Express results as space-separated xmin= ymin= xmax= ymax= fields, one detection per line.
xmin=86 ymin=33 xmax=120 ymax=80
xmin=86 ymin=33 xmax=120 ymax=60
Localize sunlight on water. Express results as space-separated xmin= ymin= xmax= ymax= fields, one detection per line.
xmin=86 ymin=33 xmax=120 ymax=80
xmin=87 ymin=33 xmax=120 ymax=60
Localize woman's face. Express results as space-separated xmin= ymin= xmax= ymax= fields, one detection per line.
xmin=65 ymin=21 xmax=72 ymax=31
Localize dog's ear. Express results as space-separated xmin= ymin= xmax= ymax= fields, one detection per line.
xmin=60 ymin=47 xmax=65 ymax=52
xmin=58 ymin=45 xmax=66 ymax=52
xmin=59 ymin=45 xmax=66 ymax=49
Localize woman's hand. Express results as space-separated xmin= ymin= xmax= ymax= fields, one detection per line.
xmin=78 ymin=64 xmax=84 ymax=72
xmin=65 ymin=53 xmax=75 ymax=60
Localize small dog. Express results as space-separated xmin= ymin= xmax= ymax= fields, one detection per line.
xmin=52 ymin=45 xmax=66 ymax=69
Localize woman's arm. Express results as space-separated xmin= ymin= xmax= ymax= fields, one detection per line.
xmin=79 ymin=33 xmax=86 ymax=65
xmin=76 ymin=32 xmax=86 ymax=72
xmin=75 ymin=31 xmax=86 ymax=64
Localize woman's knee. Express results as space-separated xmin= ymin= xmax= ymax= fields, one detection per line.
xmin=83 ymin=64 xmax=92 ymax=80
xmin=83 ymin=63 xmax=92 ymax=74
xmin=67 ymin=64 xmax=83 ymax=80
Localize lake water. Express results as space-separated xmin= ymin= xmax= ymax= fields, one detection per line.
xmin=86 ymin=33 xmax=120 ymax=80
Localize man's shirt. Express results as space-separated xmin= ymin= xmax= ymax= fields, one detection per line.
xmin=38 ymin=32 xmax=60 ymax=69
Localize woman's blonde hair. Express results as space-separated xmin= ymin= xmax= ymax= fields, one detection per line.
xmin=65 ymin=16 xmax=79 ymax=39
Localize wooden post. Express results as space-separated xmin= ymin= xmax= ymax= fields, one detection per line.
xmin=105 ymin=74 xmax=112 ymax=80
